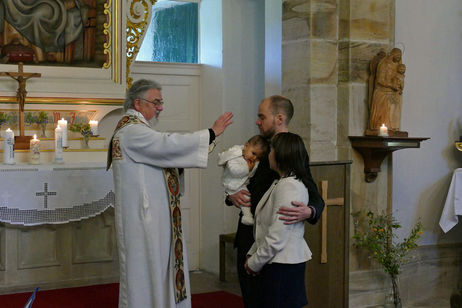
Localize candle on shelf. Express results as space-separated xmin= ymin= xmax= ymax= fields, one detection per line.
xmin=3 ymin=128 xmax=14 ymax=165
xmin=29 ymin=134 xmax=40 ymax=165
xmin=379 ymin=124 xmax=388 ymax=137
xmin=57 ymin=118 xmax=68 ymax=148
xmin=89 ymin=120 xmax=98 ymax=136
xmin=55 ymin=125 xmax=64 ymax=164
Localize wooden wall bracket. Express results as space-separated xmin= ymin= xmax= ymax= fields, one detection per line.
xmin=349 ymin=136 xmax=429 ymax=182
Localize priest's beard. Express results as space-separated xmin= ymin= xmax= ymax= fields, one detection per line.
xmin=149 ymin=117 xmax=159 ymax=127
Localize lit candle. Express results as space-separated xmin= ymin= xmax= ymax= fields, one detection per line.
xmin=89 ymin=120 xmax=98 ymax=136
xmin=3 ymin=128 xmax=14 ymax=165
xmin=55 ymin=125 xmax=64 ymax=164
xmin=29 ymin=134 xmax=40 ymax=165
xmin=57 ymin=118 xmax=68 ymax=148
xmin=379 ymin=124 xmax=388 ymax=137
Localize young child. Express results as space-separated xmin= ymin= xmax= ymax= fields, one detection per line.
xmin=394 ymin=63 xmax=406 ymax=95
xmin=218 ymin=135 xmax=269 ymax=225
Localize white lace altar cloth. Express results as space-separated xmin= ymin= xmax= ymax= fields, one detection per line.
xmin=0 ymin=163 xmax=114 ymax=226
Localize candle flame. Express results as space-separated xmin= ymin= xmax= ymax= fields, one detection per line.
xmin=33 ymin=134 xmax=37 ymax=139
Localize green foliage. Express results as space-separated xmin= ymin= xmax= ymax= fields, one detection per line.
xmin=25 ymin=111 xmax=48 ymax=125
xmin=352 ymin=211 xmax=423 ymax=278
xmin=69 ymin=123 xmax=92 ymax=136
xmin=0 ymin=112 xmax=11 ymax=126
xmin=36 ymin=111 xmax=48 ymax=124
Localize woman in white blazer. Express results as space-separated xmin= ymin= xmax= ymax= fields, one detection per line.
xmin=244 ymin=132 xmax=312 ymax=308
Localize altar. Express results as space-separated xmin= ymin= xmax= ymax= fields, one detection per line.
xmin=0 ymin=126 xmax=120 ymax=293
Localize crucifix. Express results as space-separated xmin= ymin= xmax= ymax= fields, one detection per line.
xmin=0 ymin=62 xmax=41 ymax=149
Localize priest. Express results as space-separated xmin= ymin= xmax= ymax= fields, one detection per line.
xmin=107 ymin=79 xmax=233 ymax=308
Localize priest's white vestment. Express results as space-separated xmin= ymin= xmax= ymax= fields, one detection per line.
xmin=110 ymin=110 xmax=210 ymax=308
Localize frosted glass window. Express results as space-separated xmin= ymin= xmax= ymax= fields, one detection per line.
xmin=137 ymin=1 xmax=198 ymax=63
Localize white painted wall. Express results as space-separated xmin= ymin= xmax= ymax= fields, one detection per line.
xmin=394 ymin=1 xmax=462 ymax=244
xmin=198 ymin=0 xmax=226 ymax=273
xmin=264 ymin=0 xmax=282 ymax=96
xmin=199 ymin=0 xmax=273 ymax=273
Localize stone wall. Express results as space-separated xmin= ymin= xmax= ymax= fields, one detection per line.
xmin=282 ymin=0 xmax=458 ymax=306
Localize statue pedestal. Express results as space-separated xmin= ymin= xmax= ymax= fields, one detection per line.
xmin=349 ymin=136 xmax=429 ymax=182
xmin=365 ymin=129 xmax=408 ymax=137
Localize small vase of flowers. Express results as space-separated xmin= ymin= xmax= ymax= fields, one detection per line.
xmin=69 ymin=123 xmax=92 ymax=148
xmin=352 ymin=211 xmax=423 ymax=308
xmin=25 ymin=111 xmax=48 ymax=137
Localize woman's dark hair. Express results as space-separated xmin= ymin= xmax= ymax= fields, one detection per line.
xmin=271 ymin=132 xmax=310 ymax=188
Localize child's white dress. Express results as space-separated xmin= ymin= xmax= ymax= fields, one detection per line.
xmin=218 ymin=145 xmax=259 ymax=225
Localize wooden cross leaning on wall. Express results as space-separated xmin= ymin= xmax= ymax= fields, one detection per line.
xmin=320 ymin=180 xmax=345 ymax=264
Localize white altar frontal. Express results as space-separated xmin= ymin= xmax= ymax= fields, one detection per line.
xmin=0 ymin=163 xmax=113 ymax=226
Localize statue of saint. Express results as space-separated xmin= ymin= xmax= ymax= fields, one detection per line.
xmin=367 ymin=48 xmax=407 ymax=136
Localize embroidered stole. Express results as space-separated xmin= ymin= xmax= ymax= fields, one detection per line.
xmin=107 ymin=114 xmax=187 ymax=303
xmin=106 ymin=115 xmax=145 ymax=170
xmin=163 ymin=168 xmax=187 ymax=303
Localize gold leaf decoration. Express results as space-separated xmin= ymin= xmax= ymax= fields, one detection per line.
xmin=126 ymin=0 xmax=156 ymax=88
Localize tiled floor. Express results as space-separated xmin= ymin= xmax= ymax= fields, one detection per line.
xmin=190 ymin=271 xmax=241 ymax=296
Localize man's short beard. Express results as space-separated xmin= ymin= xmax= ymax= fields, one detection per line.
xmin=261 ymin=127 xmax=276 ymax=139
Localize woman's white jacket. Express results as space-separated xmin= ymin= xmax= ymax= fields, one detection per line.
xmin=247 ymin=176 xmax=312 ymax=273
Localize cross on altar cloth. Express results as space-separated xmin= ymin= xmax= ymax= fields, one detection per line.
xmin=0 ymin=62 xmax=41 ymax=149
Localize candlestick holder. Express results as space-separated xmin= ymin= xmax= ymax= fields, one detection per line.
xmin=456 ymin=142 xmax=462 ymax=152
xmin=365 ymin=128 xmax=408 ymax=137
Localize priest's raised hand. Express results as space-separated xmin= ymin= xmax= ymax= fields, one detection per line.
xmin=211 ymin=111 xmax=234 ymax=137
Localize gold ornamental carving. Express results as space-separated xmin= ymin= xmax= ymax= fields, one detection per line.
xmin=103 ymin=0 xmax=112 ymax=70
xmin=103 ymin=0 xmax=121 ymax=84
xmin=126 ymin=0 xmax=156 ymax=88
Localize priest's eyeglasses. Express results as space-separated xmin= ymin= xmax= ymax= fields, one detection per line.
xmin=140 ymin=98 xmax=164 ymax=107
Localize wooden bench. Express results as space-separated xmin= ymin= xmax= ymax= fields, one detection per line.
xmin=219 ymin=232 xmax=236 ymax=282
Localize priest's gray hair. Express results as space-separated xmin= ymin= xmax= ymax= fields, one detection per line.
xmin=124 ymin=79 xmax=162 ymax=111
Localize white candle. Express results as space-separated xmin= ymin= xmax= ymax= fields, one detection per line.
xmin=379 ymin=124 xmax=388 ymax=137
xmin=3 ymin=128 xmax=14 ymax=165
xmin=89 ymin=120 xmax=98 ymax=136
xmin=55 ymin=125 xmax=64 ymax=164
xmin=57 ymin=118 xmax=68 ymax=148
xmin=29 ymin=134 xmax=40 ymax=165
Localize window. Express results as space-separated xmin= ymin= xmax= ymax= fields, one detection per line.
xmin=137 ymin=0 xmax=199 ymax=63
